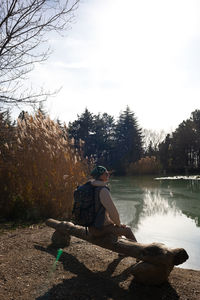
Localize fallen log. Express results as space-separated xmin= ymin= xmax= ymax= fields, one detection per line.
xmin=46 ymin=218 xmax=189 ymax=285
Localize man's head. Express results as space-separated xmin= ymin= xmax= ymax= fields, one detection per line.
xmin=90 ymin=165 xmax=110 ymax=181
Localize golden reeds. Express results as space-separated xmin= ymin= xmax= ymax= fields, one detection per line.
xmin=0 ymin=111 xmax=89 ymax=220
xmin=127 ymin=156 xmax=162 ymax=175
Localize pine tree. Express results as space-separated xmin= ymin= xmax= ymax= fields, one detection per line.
xmin=158 ymin=134 xmax=172 ymax=173
xmin=68 ymin=108 xmax=94 ymax=158
xmin=158 ymin=109 xmax=200 ymax=173
xmin=68 ymin=109 xmax=116 ymax=165
xmin=93 ymin=113 xmax=115 ymax=166
xmin=190 ymin=110 xmax=200 ymax=169
xmin=113 ymin=106 xmax=143 ymax=174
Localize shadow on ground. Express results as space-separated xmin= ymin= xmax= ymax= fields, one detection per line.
xmin=35 ymin=244 xmax=179 ymax=300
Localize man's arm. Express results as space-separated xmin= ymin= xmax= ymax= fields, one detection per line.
xmin=99 ymin=188 xmax=121 ymax=226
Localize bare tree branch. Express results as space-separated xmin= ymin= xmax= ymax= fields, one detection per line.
xmin=142 ymin=129 xmax=167 ymax=153
xmin=0 ymin=0 xmax=80 ymax=106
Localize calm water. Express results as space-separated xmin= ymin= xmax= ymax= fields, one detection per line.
xmin=110 ymin=176 xmax=200 ymax=270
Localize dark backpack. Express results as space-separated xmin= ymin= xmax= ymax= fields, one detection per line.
xmin=72 ymin=181 xmax=98 ymax=227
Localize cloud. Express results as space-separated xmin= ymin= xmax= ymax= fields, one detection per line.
xmin=28 ymin=0 xmax=200 ymax=131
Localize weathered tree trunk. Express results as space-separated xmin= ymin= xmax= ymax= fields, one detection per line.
xmin=45 ymin=218 xmax=189 ymax=285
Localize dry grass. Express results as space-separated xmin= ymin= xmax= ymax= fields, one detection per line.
xmin=127 ymin=156 xmax=162 ymax=175
xmin=0 ymin=111 xmax=89 ymax=220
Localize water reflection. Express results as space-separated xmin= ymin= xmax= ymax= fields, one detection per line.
xmin=156 ymin=178 xmax=200 ymax=226
xmin=110 ymin=176 xmax=200 ymax=270
xmin=110 ymin=176 xmax=200 ymax=227
xmin=141 ymin=188 xmax=178 ymax=216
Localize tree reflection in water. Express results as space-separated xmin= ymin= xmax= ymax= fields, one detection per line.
xmin=110 ymin=176 xmax=200 ymax=270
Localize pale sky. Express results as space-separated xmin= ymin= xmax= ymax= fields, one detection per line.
xmin=30 ymin=0 xmax=200 ymax=132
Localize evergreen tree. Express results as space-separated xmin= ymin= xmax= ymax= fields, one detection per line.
xmin=158 ymin=134 xmax=172 ymax=173
xmin=68 ymin=108 xmax=115 ymax=166
xmin=113 ymin=107 xmax=143 ymax=174
xmin=68 ymin=108 xmax=95 ymax=158
xmin=190 ymin=110 xmax=200 ymax=169
xmin=158 ymin=109 xmax=200 ymax=174
xmin=92 ymin=113 xmax=115 ymax=166
xmin=146 ymin=141 xmax=156 ymax=157
xmin=170 ymin=120 xmax=195 ymax=172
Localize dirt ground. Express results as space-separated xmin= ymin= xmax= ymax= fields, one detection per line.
xmin=0 ymin=224 xmax=200 ymax=300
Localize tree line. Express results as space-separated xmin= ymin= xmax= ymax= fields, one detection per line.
xmin=158 ymin=110 xmax=200 ymax=174
xmin=68 ymin=107 xmax=200 ymax=175
xmin=1 ymin=106 xmax=200 ymax=178
xmin=68 ymin=106 xmax=143 ymax=175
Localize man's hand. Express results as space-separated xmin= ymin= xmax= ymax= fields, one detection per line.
xmin=119 ymin=224 xmax=127 ymax=228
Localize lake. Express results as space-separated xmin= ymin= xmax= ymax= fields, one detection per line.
xmin=110 ymin=175 xmax=200 ymax=270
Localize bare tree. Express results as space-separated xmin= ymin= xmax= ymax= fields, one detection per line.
xmin=0 ymin=0 xmax=79 ymax=106
xmin=142 ymin=128 xmax=167 ymax=153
